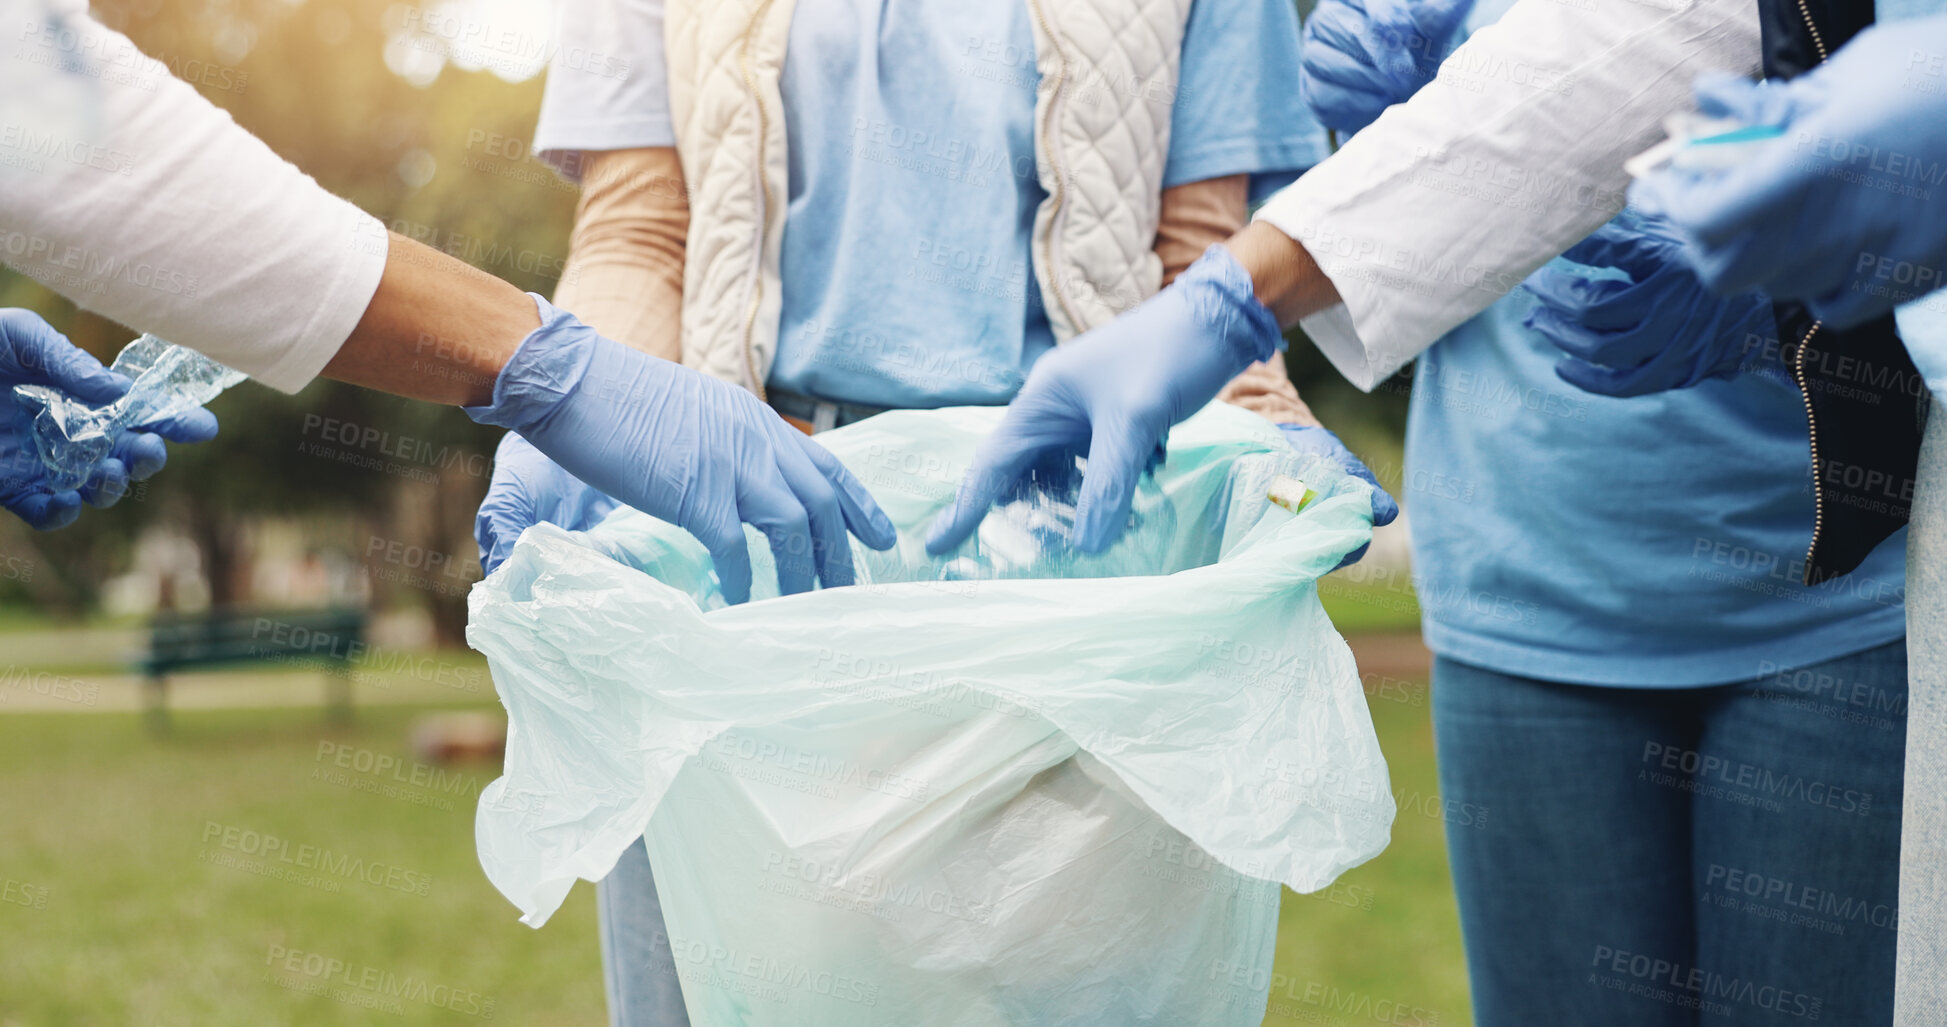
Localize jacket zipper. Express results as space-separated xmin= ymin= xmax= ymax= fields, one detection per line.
xmin=1790 ymin=0 xmax=1827 ymax=580
xmin=1794 ymin=0 xmax=1829 ymax=60
xmin=737 ymin=0 xmax=776 ymax=401
xmin=1024 ymin=0 xmax=1085 ymax=335
xmin=1791 ymin=323 xmax=1825 ymax=578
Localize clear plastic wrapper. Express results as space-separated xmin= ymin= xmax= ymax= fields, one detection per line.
xmin=11 ymin=334 xmax=243 ymax=490
xmin=467 ymin=404 xmax=1393 ymax=1027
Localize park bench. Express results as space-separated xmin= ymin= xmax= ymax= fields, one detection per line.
xmin=139 ymin=607 xmax=368 ymax=730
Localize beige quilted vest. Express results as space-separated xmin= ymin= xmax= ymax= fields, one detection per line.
xmin=664 ymin=0 xmax=1192 ymax=396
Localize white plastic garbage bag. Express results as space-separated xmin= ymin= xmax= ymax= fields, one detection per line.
xmin=466 ymin=403 xmax=1395 ymax=1026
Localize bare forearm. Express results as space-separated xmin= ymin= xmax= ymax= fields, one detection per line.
xmin=1220 ymin=221 xmax=1340 ymax=329
xmin=321 ymin=232 xmax=538 ymax=406
xmin=1155 ymin=177 xmax=1323 ymax=427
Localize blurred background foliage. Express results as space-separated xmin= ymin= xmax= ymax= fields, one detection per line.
xmin=0 ymin=0 xmax=582 ymax=640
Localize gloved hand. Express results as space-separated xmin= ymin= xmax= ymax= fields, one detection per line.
xmin=1522 ymin=213 xmax=1775 ymax=396
xmin=466 ymin=296 xmax=897 ymax=604
xmin=925 ymin=246 xmax=1282 ymax=556
xmin=475 ymin=433 xmax=620 ymax=576
xmin=1630 ymin=16 xmax=1947 ymax=328
xmin=1301 ymin=0 xmax=1475 ymax=134
xmin=1278 ymin=423 xmax=1399 ymax=569
xmin=0 ymin=310 xmax=218 ymax=529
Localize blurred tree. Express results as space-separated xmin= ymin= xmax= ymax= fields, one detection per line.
xmin=1 ymin=0 xmax=576 ymax=639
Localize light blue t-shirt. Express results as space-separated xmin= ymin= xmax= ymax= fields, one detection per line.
xmin=768 ymin=0 xmax=1327 ymax=409
xmin=1881 ymin=0 xmax=1947 ymax=394
xmin=1403 ymin=0 xmax=1910 ymax=687
xmin=1401 ymin=0 xmax=1908 ymax=687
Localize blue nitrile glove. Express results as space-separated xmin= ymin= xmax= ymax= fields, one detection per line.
xmin=475 ymin=433 xmax=620 ymax=576
xmin=1279 ymin=423 xmax=1399 ymax=570
xmin=465 ymin=296 xmax=897 ymax=604
xmin=1630 ymin=16 xmax=1947 ymax=328
xmin=1301 ymin=0 xmax=1475 ymax=134
xmin=1521 ymin=213 xmax=1775 ymax=396
xmin=925 ymin=246 xmax=1281 ymax=556
xmin=0 ymin=310 xmax=218 ymax=529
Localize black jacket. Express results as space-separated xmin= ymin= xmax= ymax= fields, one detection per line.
xmin=1759 ymin=0 xmax=1932 ymax=584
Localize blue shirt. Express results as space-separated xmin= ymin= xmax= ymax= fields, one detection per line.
xmin=1881 ymin=0 xmax=1947 ymax=395
xmin=769 ymin=0 xmax=1327 ymax=409
xmin=1403 ymin=0 xmax=1908 ymax=687
xmin=1406 ymin=281 xmax=1907 ymax=686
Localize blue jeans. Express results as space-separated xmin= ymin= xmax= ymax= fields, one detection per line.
xmin=598 ymin=839 xmax=689 ymax=1027
xmin=1898 ymin=396 xmax=1947 ymax=1026
xmin=1434 ymin=642 xmax=1907 ymax=1026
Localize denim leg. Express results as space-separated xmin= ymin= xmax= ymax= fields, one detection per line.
xmin=1690 ymin=641 xmax=1907 ymax=1026
xmin=1898 ymin=398 xmax=1947 ymax=1027
xmin=1432 ymin=657 xmax=1700 ymax=1027
xmin=598 ymin=837 xmax=691 ymax=1027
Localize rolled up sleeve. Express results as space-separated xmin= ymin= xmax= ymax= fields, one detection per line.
xmin=1 ymin=0 xmax=385 ymax=393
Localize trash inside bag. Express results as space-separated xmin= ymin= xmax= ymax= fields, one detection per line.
xmin=467 ymin=403 xmax=1395 ymax=1027
xmin=928 ymin=469 xmax=1180 ymax=581
xmin=12 ymin=335 xmax=243 ymax=490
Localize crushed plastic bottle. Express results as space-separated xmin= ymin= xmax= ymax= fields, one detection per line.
xmin=934 ymin=475 xmax=1179 ymax=581
xmin=11 ymin=334 xmax=243 ymax=490
xmin=844 ymin=458 xmax=1181 ymax=586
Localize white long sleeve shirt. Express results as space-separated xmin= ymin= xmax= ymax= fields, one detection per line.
xmin=0 ymin=0 xmax=386 ymax=392
xmin=1255 ymin=0 xmax=1763 ymax=390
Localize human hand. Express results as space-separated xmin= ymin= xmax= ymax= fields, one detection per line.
xmin=1278 ymin=423 xmax=1399 ymax=570
xmin=475 ymin=433 xmax=621 ymax=576
xmin=925 ymin=246 xmax=1282 ymax=556
xmin=1629 ymin=17 xmax=1947 ymax=327
xmin=1522 ymin=213 xmax=1775 ymax=396
xmin=1 ymin=310 xmax=218 ymax=529
xmin=1301 ymin=0 xmax=1475 ymax=134
xmin=466 ymin=296 xmax=897 ymax=604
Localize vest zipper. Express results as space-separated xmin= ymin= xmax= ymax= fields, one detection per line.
xmin=1024 ymin=0 xmax=1086 ymax=335
xmin=1790 ymin=0 xmax=1827 ymax=581
xmin=737 ymin=0 xmax=776 ymax=401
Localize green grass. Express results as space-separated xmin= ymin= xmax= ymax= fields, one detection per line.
xmin=1264 ymin=679 xmax=1470 ymax=1027
xmin=0 ymin=705 xmax=602 ymax=1027
xmin=1319 ymin=576 xmax=1424 ymax=636
xmin=0 ymin=683 xmax=1467 ymax=1026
